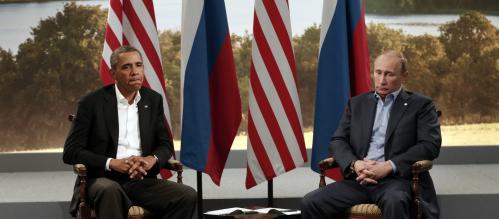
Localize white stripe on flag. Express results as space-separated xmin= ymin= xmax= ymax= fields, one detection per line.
xmin=247 ymin=139 xmax=268 ymax=184
xmin=319 ymin=0 xmax=338 ymax=50
xmin=251 ymin=42 xmax=303 ymax=166
xmin=180 ymin=0 xmax=204 ymax=130
xmin=248 ymin=87 xmax=285 ymax=175
xmin=255 ymin=2 xmax=301 ymax=119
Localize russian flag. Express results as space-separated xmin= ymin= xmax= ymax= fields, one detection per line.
xmin=311 ymin=0 xmax=371 ymax=179
xmin=180 ymin=0 xmax=241 ymax=185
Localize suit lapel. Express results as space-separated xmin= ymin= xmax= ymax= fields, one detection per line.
xmin=104 ymin=87 xmax=119 ymax=149
xmin=360 ymin=93 xmax=377 ymax=157
xmin=385 ymin=90 xmax=410 ymax=145
xmin=138 ymin=90 xmax=151 ymax=155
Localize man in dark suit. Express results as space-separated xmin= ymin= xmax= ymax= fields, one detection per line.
xmin=63 ymin=46 xmax=196 ymax=219
xmin=301 ymin=51 xmax=441 ymax=219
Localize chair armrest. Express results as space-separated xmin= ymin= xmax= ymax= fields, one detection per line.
xmin=73 ymin=164 xmax=91 ymax=219
xmin=411 ymin=160 xmax=433 ymax=219
xmin=412 ymin=160 xmax=433 ymax=173
xmin=319 ymin=157 xmax=338 ymax=171
xmin=73 ymin=164 xmax=87 ymax=177
xmin=319 ymin=157 xmax=339 ymax=188
xmin=164 ymin=159 xmax=184 ymax=184
xmin=165 ymin=159 xmax=183 ymax=172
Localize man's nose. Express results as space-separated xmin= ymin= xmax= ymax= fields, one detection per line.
xmin=379 ymin=75 xmax=387 ymax=84
xmin=131 ymin=66 xmax=139 ymax=75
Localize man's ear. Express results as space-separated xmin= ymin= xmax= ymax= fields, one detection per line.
xmin=402 ymin=71 xmax=409 ymax=82
xmin=110 ymin=69 xmax=116 ymax=80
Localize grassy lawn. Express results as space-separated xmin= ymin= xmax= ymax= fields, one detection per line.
xmin=5 ymin=123 xmax=499 ymax=153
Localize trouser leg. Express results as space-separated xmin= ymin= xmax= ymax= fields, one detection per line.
xmin=370 ymin=177 xmax=412 ymax=219
xmin=87 ymin=178 xmax=132 ymax=219
xmin=301 ymin=179 xmax=370 ymax=219
xmin=123 ymin=179 xmax=197 ymax=219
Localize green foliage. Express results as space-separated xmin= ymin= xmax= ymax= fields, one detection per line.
xmin=231 ymin=32 xmax=252 ymax=134
xmin=366 ymin=23 xmax=406 ymax=67
xmin=437 ymin=11 xmax=499 ymax=123
xmin=365 ymin=0 xmax=499 ymax=14
xmin=439 ymin=11 xmax=499 ymax=62
xmin=159 ymin=30 xmax=181 ymax=138
xmin=402 ymin=34 xmax=449 ymax=98
xmin=293 ymin=24 xmax=320 ymax=128
xmin=1 ymin=6 xmax=499 ymax=150
xmin=0 ymin=2 xmax=105 ymax=150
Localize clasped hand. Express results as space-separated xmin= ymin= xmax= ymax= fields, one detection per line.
xmin=353 ymin=159 xmax=393 ymax=185
xmin=109 ymin=155 xmax=157 ymax=179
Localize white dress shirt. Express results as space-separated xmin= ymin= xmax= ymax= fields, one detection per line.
xmin=105 ymin=85 xmax=142 ymax=171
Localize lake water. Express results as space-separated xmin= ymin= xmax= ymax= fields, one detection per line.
xmin=1 ymin=0 xmax=499 ymax=53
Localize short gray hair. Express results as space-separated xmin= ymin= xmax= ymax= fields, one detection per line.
xmin=109 ymin=46 xmax=142 ymax=71
xmin=378 ymin=50 xmax=408 ymax=74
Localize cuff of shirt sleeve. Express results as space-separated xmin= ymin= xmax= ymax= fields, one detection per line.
xmin=388 ymin=160 xmax=397 ymax=175
xmin=105 ymin=158 xmax=112 ymax=171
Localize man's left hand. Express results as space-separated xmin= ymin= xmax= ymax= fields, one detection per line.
xmin=127 ymin=155 xmax=157 ymax=179
xmin=356 ymin=160 xmax=393 ymax=185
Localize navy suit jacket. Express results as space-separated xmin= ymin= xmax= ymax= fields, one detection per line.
xmin=330 ymin=90 xmax=441 ymax=219
xmin=63 ymin=84 xmax=173 ymax=215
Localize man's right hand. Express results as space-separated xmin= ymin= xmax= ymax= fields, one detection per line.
xmin=109 ymin=158 xmax=131 ymax=174
xmin=354 ymin=160 xmax=378 ymax=185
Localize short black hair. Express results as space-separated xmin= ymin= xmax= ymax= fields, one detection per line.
xmin=109 ymin=46 xmax=143 ymax=71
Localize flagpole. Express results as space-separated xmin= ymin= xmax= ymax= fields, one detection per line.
xmin=267 ymin=179 xmax=273 ymax=207
xmin=197 ymin=171 xmax=203 ymax=219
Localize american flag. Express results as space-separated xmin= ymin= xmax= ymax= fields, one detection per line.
xmin=99 ymin=0 xmax=174 ymax=178
xmin=245 ymin=0 xmax=307 ymax=189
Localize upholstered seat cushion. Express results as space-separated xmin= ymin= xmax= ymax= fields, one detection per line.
xmin=349 ymin=204 xmax=381 ymax=219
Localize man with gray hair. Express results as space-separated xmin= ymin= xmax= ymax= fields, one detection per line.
xmin=301 ymin=50 xmax=441 ymax=219
xmin=64 ymin=45 xmax=196 ymax=219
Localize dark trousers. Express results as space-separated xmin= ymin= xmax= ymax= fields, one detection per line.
xmin=301 ymin=177 xmax=411 ymax=219
xmin=88 ymin=177 xmax=197 ymax=219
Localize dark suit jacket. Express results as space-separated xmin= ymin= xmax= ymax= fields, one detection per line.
xmin=63 ymin=84 xmax=173 ymax=215
xmin=330 ymin=90 xmax=441 ymax=219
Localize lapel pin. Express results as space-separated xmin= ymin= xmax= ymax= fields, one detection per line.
xmin=144 ymin=105 xmax=149 ymax=109
xmin=404 ymin=103 xmax=408 ymax=106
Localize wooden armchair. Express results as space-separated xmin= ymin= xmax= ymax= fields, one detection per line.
xmin=68 ymin=114 xmax=184 ymax=219
xmin=319 ymin=158 xmax=433 ymax=219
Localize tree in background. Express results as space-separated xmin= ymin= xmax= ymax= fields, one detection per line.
xmin=159 ymin=30 xmax=182 ymax=138
xmin=231 ymin=32 xmax=252 ymax=134
xmin=0 ymin=48 xmax=18 ymax=147
xmin=440 ymin=11 xmax=499 ymax=62
xmin=439 ymin=11 xmax=499 ymax=123
xmin=0 ymin=3 xmax=105 ymax=150
xmin=293 ymin=24 xmax=320 ymax=128
xmin=366 ymin=23 xmax=406 ymax=71
xmin=403 ymin=35 xmax=449 ymax=99
xmin=1 ymin=6 xmax=499 ymax=151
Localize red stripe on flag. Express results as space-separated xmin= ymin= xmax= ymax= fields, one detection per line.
xmin=249 ymin=62 xmax=295 ymax=171
xmin=204 ymin=35 xmax=242 ymax=186
xmin=105 ymin=24 xmax=121 ymax=49
xmin=261 ymin=0 xmax=297 ymax=82
xmin=142 ymin=0 xmax=157 ymax=27
xmin=253 ymin=17 xmax=306 ymax=160
xmin=350 ymin=1 xmax=371 ymax=95
xmin=110 ymin=0 xmax=123 ymax=23
xmin=99 ymin=59 xmax=114 ymax=85
xmin=245 ymin=162 xmax=258 ymax=188
xmin=247 ymin=113 xmax=276 ymax=179
xmin=122 ymin=1 xmax=164 ymax=85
